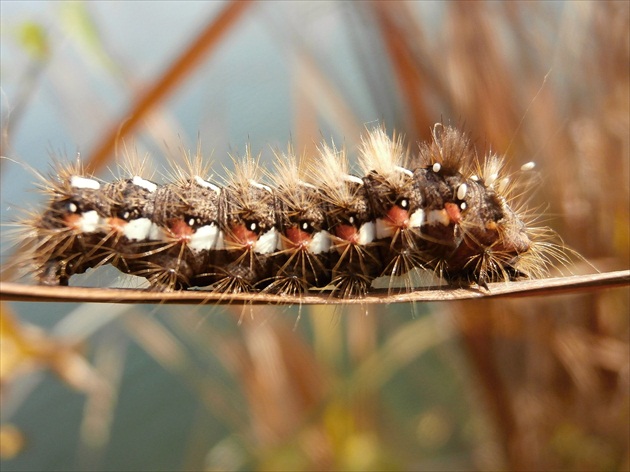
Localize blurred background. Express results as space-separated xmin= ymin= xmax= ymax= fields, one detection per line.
xmin=1 ymin=1 xmax=628 ymax=470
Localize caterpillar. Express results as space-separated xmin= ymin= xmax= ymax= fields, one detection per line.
xmin=2 ymin=124 xmax=569 ymax=298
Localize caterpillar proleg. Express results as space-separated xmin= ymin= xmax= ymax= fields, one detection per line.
xmin=2 ymin=124 xmax=573 ymax=299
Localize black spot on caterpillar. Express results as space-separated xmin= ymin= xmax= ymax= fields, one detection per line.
xmin=2 ymin=124 xmax=572 ymax=298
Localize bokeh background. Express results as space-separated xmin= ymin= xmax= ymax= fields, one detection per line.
xmin=1 ymin=1 xmax=628 ymax=471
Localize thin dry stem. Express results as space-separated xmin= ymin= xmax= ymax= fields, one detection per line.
xmin=0 ymin=270 xmax=627 ymax=305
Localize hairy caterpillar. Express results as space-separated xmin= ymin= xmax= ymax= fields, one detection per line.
xmin=3 ymin=124 xmax=570 ymax=298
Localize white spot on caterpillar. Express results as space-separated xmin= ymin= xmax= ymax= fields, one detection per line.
xmin=470 ymin=175 xmax=479 ymax=181
xmin=394 ymin=166 xmax=414 ymax=177
xmin=432 ymin=163 xmax=441 ymax=173
xmin=123 ymin=217 xmax=155 ymax=241
xmin=148 ymin=223 xmax=160 ymax=240
xmin=457 ymin=183 xmax=468 ymax=200
xmin=194 ymin=175 xmax=220 ymax=194
xmin=132 ymin=176 xmax=157 ymax=193
xmin=358 ymin=221 xmax=375 ymax=245
xmin=521 ymin=161 xmax=536 ymax=171
xmin=70 ymin=176 xmax=100 ymax=190
xmin=375 ymin=218 xmax=394 ymax=239
xmin=344 ymin=174 xmax=364 ymax=186
xmin=486 ymin=173 xmax=498 ymax=186
xmin=426 ymin=209 xmax=449 ymax=226
xmin=77 ymin=211 xmax=100 ymax=233
xmin=248 ymin=179 xmax=272 ymax=192
xmin=68 ymin=202 xmax=78 ymax=213
xmin=460 ymin=202 xmax=467 ymax=210
xmin=408 ymin=208 xmax=424 ymax=228
xmin=254 ymin=227 xmax=278 ymax=254
xmin=309 ymin=230 xmax=331 ymax=254
xmin=189 ymin=224 xmax=220 ymax=252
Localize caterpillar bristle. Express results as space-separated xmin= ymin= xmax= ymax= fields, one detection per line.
xmin=113 ymin=143 xmax=155 ymax=181
xmin=417 ymin=123 xmax=476 ymax=175
xmin=135 ymin=257 xmax=191 ymax=292
xmin=358 ymin=126 xmax=410 ymax=184
xmin=164 ymin=141 xmax=213 ymax=188
xmin=311 ymin=141 xmax=352 ymax=205
xmin=1 ymin=124 xmax=583 ymax=300
xmin=34 ymin=154 xmax=89 ymax=197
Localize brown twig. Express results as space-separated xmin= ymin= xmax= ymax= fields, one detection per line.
xmin=1 ymin=270 xmax=627 ymax=305
xmin=84 ymin=0 xmax=254 ymax=174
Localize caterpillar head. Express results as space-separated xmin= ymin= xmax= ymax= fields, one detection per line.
xmin=413 ymin=124 xmax=536 ymax=285
xmin=446 ymin=175 xmax=533 ymax=285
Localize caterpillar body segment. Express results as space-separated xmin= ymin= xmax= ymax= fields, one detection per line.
xmin=359 ymin=127 xmax=427 ymax=293
xmin=311 ymin=141 xmax=382 ymax=298
xmin=211 ymin=152 xmax=278 ymax=294
xmin=264 ymin=148 xmax=332 ymax=296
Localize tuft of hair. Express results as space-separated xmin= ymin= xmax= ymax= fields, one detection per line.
xmin=110 ymin=142 xmax=155 ymax=181
xmin=269 ymin=145 xmax=301 ymax=185
xmin=208 ymin=264 xmax=257 ymax=295
xmin=32 ymin=153 xmax=98 ymax=201
xmin=380 ymin=235 xmax=431 ymax=289
xmin=310 ymin=140 xmax=356 ymax=206
xmin=269 ymin=146 xmax=319 ymax=215
xmin=164 ymin=140 xmax=213 ymax=187
xmin=359 ymin=126 xmax=410 ymax=185
xmin=222 ymin=146 xmax=268 ymax=193
xmin=221 ymin=147 xmax=273 ymax=229
xmin=262 ymin=272 xmax=309 ymax=298
xmin=506 ymin=207 xmax=585 ymax=280
xmin=417 ymin=123 xmax=476 ymax=175
xmin=472 ymin=152 xmax=506 ymax=191
xmin=329 ymin=271 xmax=372 ymax=300
xmin=134 ymin=258 xmax=191 ymax=292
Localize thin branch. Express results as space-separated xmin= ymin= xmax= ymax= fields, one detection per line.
xmin=1 ymin=270 xmax=627 ymax=305
xmin=85 ymin=0 xmax=254 ymax=174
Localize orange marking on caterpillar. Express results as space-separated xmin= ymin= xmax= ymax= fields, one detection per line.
xmin=444 ymin=202 xmax=462 ymax=224
xmin=285 ymin=225 xmax=312 ymax=249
